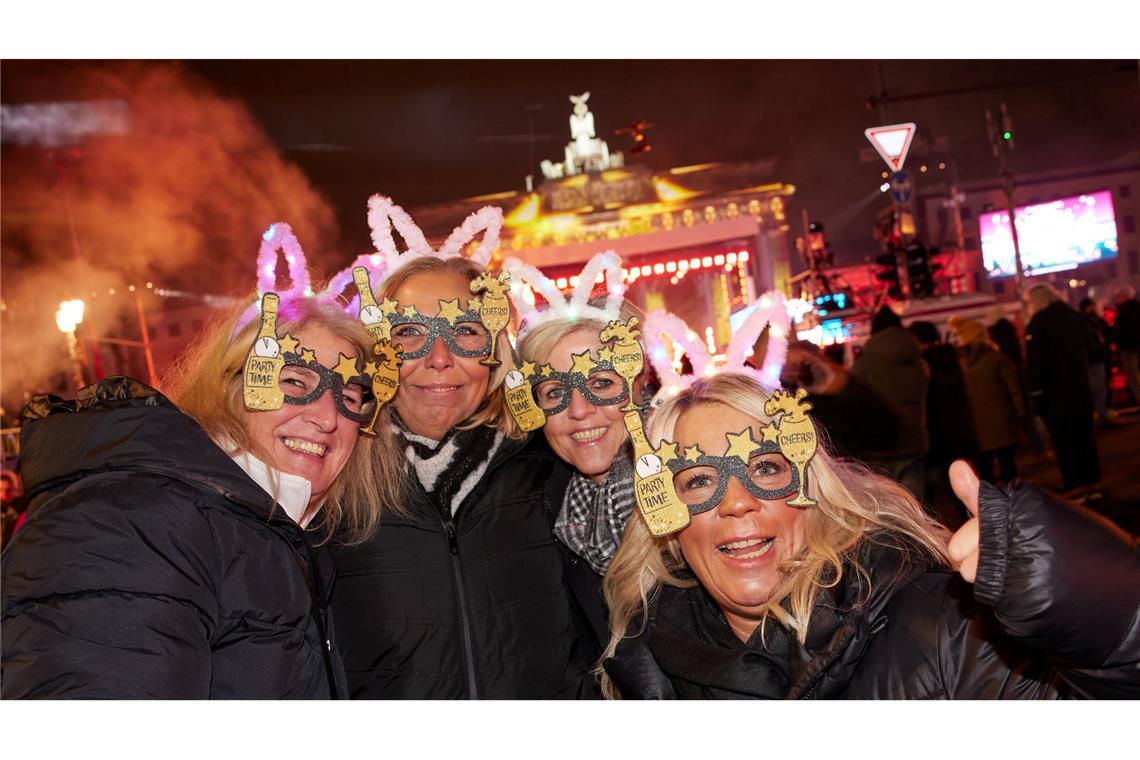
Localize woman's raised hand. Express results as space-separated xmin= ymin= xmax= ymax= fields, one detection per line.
xmin=947 ymin=460 xmax=982 ymax=583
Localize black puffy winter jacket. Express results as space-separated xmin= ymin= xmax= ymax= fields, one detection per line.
xmin=1 ymin=379 xmax=345 ymax=699
xmin=331 ymin=432 xmax=596 ymax=698
xmin=604 ymin=481 xmax=1140 ymax=699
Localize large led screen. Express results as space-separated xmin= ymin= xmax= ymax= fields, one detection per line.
xmin=979 ymin=190 xmax=1118 ymax=278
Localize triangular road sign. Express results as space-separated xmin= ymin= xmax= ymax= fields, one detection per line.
xmin=864 ymin=122 xmax=917 ymax=172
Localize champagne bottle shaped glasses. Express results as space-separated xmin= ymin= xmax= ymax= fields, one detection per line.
xmin=243 ymin=293 xmax=287 ymax=410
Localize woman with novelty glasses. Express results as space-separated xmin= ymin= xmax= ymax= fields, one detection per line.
xmin=2 ymin=290 xmax=401 ymax=698
xmin=515 ymin=296 xmax=647 ymax=651
xmin=600 ymin=373 xmax=1140 ymax=699
xmin=331 ymin=252 xmax=595 ymax=699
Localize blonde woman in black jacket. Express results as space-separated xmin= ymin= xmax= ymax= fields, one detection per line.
xmin=600 ymin=373 xmax=1139 ymax=699
xmin=2 ymin=293 xmax=402 ymax=699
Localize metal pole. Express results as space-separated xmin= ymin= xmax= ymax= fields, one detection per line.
xmin=1002 ymin=171 xmax=1026 ymax=297
xmin=875 ymin=62 xmax=889 ymax=122
xmin=134 ymin=290 xmax=158 ymax=387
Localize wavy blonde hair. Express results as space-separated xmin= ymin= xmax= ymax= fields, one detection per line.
xmin=164 ymin=294 xmax=405 ymax=544
xmin=379 ymin=256 xmax=521 ymax=439
xmin=598 ymin=373 xmax=952 ymax=698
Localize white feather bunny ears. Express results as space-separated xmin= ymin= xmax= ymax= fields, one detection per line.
xmin=368 ymin=194 xmax=502 ymax=271
xmin=642 ymin=290 xmax=792 ymax=405
xmin=502 ymin=250 xmax=627 ymax=340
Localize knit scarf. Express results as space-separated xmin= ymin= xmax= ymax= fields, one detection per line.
xmin=555 ymin=453 xmax=635 ymax=575
xmin=397 ymin=421 xmax=504 ymax=517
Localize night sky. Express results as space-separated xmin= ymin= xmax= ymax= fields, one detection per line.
xmin=183 ymin=59 xmax=1140 ymax=261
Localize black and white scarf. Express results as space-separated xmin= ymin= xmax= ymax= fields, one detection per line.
xmin=398 ymin=422 xmax=504 ymax=517
xmin=555 ymin=454 xmax=636 ymax=575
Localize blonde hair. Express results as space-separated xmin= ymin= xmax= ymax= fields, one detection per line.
xmin=164 ymin=295 xmax=405 ymax=544
xmin=1026 ymin=283 xmax=1063 ymax=314
xmin=379 ymin=256 xmax=522 ymax=439
xmin=598 ymin=373 xmax=952 ymax=698
xmin=517 ymin=296 xmax=647 ymax=401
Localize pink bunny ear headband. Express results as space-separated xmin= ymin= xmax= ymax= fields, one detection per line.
xmin=235 ymin=193 xmax=504 ymax=331
xmin=642 ymin=290 xmax=792 ymax=407
xmin=232 ymin=223 xmax=402 ymax=436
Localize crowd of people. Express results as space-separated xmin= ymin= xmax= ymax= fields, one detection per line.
xmin=2 ymin=196 xmax=1137 ymax=700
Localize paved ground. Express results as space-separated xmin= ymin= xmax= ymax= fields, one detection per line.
xmin=1016 ymin=409 xmax=1140 ymax=536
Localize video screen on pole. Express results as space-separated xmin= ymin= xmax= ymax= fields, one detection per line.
xmin=979 ymin=190 xmax=1118 ymax=279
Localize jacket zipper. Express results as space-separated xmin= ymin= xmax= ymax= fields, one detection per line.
xmin=300 ymin=536 xmax=340 ymax=700
xmin=444 ymin=516 xmax=480 ymax=699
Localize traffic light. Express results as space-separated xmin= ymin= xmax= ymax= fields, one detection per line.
xmin=904 ymin=242 xmax=938 ymax=299
xmin=1000 ymin=102 xmax=1015 ymax=150
xmin=875 ymin=249 xmax=902 ymax=299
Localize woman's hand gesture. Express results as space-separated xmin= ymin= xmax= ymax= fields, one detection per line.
xmin=947 ymin=460 xmax=982 ymax=583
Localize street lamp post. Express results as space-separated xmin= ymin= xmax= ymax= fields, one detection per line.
xmin=55 ymin=299 xmax=88 ymax=392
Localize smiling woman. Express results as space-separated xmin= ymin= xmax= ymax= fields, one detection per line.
xmin=1 ymin=288 xmax=404 ymax=699
xmin=330 ymin=247 xmax=596 ymax=699
xmin=599 ymin=373 xmax=1140 ymax=699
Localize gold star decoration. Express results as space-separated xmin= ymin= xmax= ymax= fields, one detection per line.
xmin=517 ymin=360 xmax=537 ymax=379
xmin=760 ymin=422 xmax=782 ymax=444
xmin=597 ymin=346 xmax=616 ymax=364
xmin=570 ymin=350 xmax=598 ymax=376
xmin=333 ymin=353 xmax=361 ymax=384
xmin=655 ymin=441 xmax=680 ymax=464
xmin=539 ymin=363 xmax=554 ymax=377
xmin=437 ymin=298 xmax=464 ymax=324
xmin=724 ymin=428 xmax=762 ymax=463
xmin=402 ymin=305 xmax=419 ymax=319
xmin=363 ymin=361 xmax=378 ymax=377
xmin=278 ymin=333 xmax=300 ymax=355
xmin=379 ymin=297 xmax=399 ymax=316
xmin=683 ymin=444 xmax=704 ymax=463
xmin=299 ymin=348 xmax=317 ymax=365
xmin=468 ymin=296 xmax=482 ymax=311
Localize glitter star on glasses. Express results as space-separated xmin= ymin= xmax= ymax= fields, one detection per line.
xmin=333 ymin=353 xmax=361 ymax=384
xmin=279 ymin=334 xmax=300 ymax=355
xmin=682 ymin=444 xmax=704 ymax=463
xmin=569 ymin=350 xmax=598 ymax=376
xmin=724 ymin=428 xmax=762 ymax=463
xmin=436 ymin=298 xmax=465 ymax=324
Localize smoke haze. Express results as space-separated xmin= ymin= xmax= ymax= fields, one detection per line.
xmin=1 ymin=62 xmax=341 ymax=419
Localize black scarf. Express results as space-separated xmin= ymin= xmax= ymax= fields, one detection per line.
xmin=608 ymin=538 xmax=931 ymax=699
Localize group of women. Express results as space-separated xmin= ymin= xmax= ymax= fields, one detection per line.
xmin=2 ymin=196 xmax=1137 ymax=699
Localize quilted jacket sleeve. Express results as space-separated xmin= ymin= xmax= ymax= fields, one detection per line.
xmin=968 ymin=480 xmax=1140 ymax=698
xmin=1 ymin=473 xmax=221 ymax=699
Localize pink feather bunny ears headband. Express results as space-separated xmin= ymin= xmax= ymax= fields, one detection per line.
xmin=234 ymin=195 xmax=505 ymax=332
xmin=642 ymin=290 xmax=792 ymax=407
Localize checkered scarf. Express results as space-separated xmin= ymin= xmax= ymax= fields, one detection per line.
xmin=555 ymin=452 xmax=635 ymax=575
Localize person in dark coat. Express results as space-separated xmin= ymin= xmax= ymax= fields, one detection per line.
xmin=949 ymin=316 xmax=1026 ymax=484
xmin=1025 ymin=284 xmax=1102 ymax=498
xmin=849 ymin=307 xmax=930 ymax=499
xmin=907 ymin=321 xmax=977 ymax=526
xmin=2 ymin=293 xmax=400 ymax=698
xmin=330 ymin=248 xmax=594 ymax=699
xmin=778 ymin=341 xmax=897 ymax=461
xmin=599 ymin=373 xmax=1140 ymax=699
xmin=1080 ymin=297 xmax=1113 ymax=425
xmin=1113 ymin=285 xmax=1140 ymax=405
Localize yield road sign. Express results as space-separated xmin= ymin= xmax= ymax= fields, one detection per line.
xmin=865 ymin=122 xmax=917 ymax=172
